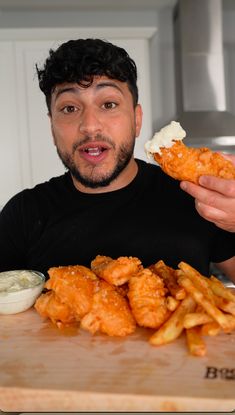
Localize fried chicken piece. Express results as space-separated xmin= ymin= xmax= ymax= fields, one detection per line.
xmin=145 ymin=121 xmax=235 ymax=184
xmin=150 ymin=260 xmax=186 ymax=300
xmin=34 ymin=290 xmax=77 ymax=326
xmin=154 ymin=140 xmax=235 ymax=184
xmin=91 ymin=255 xmax=142 ymax=286
xmin=45 ymin=265 xmax=98 ymax=320
xmin=128 ymin=268 xmax=170 ymax=329
xmin=80 ymin=280 xmax=136 ymax=336
xmin=116 ymin=283 xmax=129 ymax=298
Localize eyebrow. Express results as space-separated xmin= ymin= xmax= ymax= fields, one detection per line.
xmin=96 ymin=81 xmax=123 ymax=94
xmin=54 ymin=81 xmax=124 ymax=101
xmin=54 ymin=86 xmax=78 ymax=100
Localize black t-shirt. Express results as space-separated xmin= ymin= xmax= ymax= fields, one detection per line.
xmin=0 ymin=159 xmax=234 ymax=278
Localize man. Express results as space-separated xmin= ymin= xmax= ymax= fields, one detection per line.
xmin=0 ymin=38 xmax=234 ymax=280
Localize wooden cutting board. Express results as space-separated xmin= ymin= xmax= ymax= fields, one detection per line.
xmin=0 ymin=307 xmax=235 ymax=412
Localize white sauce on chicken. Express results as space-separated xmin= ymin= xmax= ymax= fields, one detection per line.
xmin=145 ymin=121 xmax=186 ymax=158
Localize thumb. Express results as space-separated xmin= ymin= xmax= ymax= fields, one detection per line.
xmin=219 ymin=153 xmax=235 ymax=165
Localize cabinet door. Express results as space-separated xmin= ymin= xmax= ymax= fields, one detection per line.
xmin=0 ymin=36 xmax=152 ymax=207
xmin=0 ymin=42 xmax=22 ymax=208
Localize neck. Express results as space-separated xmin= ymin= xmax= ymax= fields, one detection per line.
xmin=71 ymin=158 xmax=138 ymax=194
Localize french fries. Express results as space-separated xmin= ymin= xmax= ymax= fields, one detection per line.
xmin=152 ymin=260 xmax=186 ymax=300
xmin=149 ymin=295 xmax=196 ymax=345
xmin=209 ymin=275 xmax=235 ymax=302
xmin=177 ymin=274 xmax=232 ymax=331
xmin=214 ymin=295 xmax=235 ymax=316
xmin=183 ymin=312 xmax=213 ymax=329
xmin=186 ymin=327 xmax=207 ymax=357
xmin=178 ymin=262 xmax=215 ymax=303
xmin=166 ymin=295 xmax=179 ymax=312
xmin=201 ymin=322 xmax=221 ymax=336
xmin=149 ymin=261 xmax=235 ymax=356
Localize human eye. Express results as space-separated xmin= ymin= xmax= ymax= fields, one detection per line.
xmin=61 ymin=105 xmax=78 ymax=114
xmin=102 ymin=101 xmax=117 ymax=110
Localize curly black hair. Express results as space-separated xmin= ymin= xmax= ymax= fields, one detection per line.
xmin=36 ymin=38 xmax=139 ymax=113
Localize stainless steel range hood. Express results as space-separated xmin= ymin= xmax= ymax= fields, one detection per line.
xmin=174 ymin=0 xmax=235 ymax=152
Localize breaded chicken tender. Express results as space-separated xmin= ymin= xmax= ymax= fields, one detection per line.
xmin=115 ymin=283 xmax=129 ymax=298
xmin=154 ymin=141 xmax=235 ymax=183
xmin=80 ymin=280 xmax=136 ymax=336
xmin=128 ymin=268 xmax=170 ymax=329
xmin=34 ymin=290 xmax=77 ymax=326
xmin=145 ymin=121 xmax=235 ymax=184
xmin=150 ymin=260 xmax=186 ymax=300
xmin=91 ymin=255 xmax=142 ymax=286
xmin=45 ymin=265 xmax=98 ymax=320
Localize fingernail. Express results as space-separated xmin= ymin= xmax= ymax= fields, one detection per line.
xmin=199 ymin=176 xmax=206 ymax=185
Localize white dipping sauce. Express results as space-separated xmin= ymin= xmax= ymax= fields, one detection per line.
xmin=0 ymin=270 xmax=42 ymax=293
xmin=145 ymin=120 xmax=186 ymax=158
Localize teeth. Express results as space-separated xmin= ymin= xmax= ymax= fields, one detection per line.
xmin=84 ymin=147 xmax=103 ymax=156
xmin=89 ymin=151 xmax=100 ymax=156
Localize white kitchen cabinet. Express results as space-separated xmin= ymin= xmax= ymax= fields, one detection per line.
xmin=0 ymin=28 xmax=156 ymax=208
xmin=0 ymin=42 xmax=22 ymax=207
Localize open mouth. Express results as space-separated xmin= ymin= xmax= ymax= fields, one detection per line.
xmin=79 ymin=142 xmax=111 ymax=162
xmin=83 ymin=146 xmax=107 ymax=156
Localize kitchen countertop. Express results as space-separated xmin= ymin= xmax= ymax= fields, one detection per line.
xmin=0 ymin=307 xmax=235 ymax=412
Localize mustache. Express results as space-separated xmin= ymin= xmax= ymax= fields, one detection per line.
xmin=73 ymin=134 xmax=115 ymax=152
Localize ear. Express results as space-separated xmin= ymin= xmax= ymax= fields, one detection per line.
xmin=135 ymin=104 xmax=143 ymax=138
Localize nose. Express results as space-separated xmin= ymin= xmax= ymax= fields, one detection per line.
xmin=79 ymin=107 xmax=102 ymax=136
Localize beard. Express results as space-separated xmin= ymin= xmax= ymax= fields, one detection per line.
xmin=55 ymin=135 xmax=136 ymax=189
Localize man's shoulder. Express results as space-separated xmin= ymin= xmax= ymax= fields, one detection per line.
xmin=2 ymin=173 xmax=70 ymax=212
xmin=31 ymin=172 xmax=69 ymax=193
xmin=135 ymin=158 xmax=196 ymax=209
xmin=136 ymin=158 xmax=179 ymax=187
xmin=136 ymin=158 xmax=162 ymax=177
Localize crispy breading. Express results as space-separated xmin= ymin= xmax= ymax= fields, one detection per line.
xmin=45 ymin=265 xmax=98 ymax=319
xmin=128 ymin=268 xmax=170 ymax=329
xmin=116 ymin=283 xmax=129 ymax=298
xmin=150 ymin=260 xmax=186 ymax=300
xmin=34 ymin=290 xmax=77 ymax=326
xmin=154 ymin=140 xmax=235 ymax=183
xmin=80 ymin=280 xmax=136 ymax=336
xmin=91 ymin=255 xmax=142 ymax=286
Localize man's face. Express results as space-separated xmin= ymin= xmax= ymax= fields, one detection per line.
xmin=49 ymin=76 xmax=142 ymax=190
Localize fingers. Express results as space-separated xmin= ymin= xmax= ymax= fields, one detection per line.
xmin=198 ymin=175 xmax=235 ymax=197
xmin=180 ymin=178 xmax=235 ymax=232
xmin=180 ymin=180 xmax=233 ymax=212
xmin=194 ymin=200 xmax=231 ymax=231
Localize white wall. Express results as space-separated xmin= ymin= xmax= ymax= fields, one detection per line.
xmin=0 ymin=9 xmax=158 ymax=28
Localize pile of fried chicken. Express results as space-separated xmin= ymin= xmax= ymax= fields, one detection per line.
xmin=35 ymin=255 xmax=177 ymax=336
xmin=35 ymin=256 xmax=235 ymax=357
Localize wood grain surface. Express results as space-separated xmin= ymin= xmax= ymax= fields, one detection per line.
xmin=0 ymin=308 xmax=235 ymax=412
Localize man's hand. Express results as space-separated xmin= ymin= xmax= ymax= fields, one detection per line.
xmin=180 ymin=154 xmax=235 ymax=232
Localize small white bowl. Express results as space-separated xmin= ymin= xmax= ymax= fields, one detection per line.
xmin=0 ymin=270 xmax=45 ymax=314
